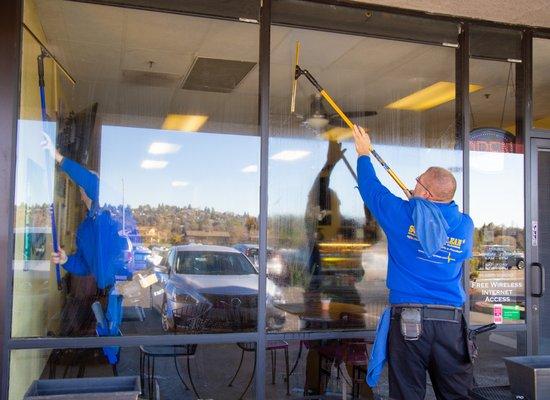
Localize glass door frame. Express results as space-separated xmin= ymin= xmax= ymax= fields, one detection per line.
xmin=527 ymin=134 xmax=550 ymax=354
xmin=462 ymin=25 xmax=530 ymax=336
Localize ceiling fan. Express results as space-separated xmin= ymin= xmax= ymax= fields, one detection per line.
xmin=296 ymin=93 xmax=377 ymax=140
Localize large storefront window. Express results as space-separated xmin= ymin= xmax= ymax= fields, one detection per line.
xmin=268 ymin=24 xmax=461 ymax=332
xmin=468 ymin=54 xmax=525 ymax=325
xmin=10 ymin=344 xmax=258 ymax=400
xmin=14 ymin=0 xmax=263 ymax=339
xmin=264 ymin=338 xmax=375 ymax=398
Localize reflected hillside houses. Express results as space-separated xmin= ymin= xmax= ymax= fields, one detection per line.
xmin=131 ymin=205 xmax=256 ymax=246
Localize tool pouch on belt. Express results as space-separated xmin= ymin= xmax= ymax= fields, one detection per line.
xmin=400 ymin=307 xmax=422 ymax=340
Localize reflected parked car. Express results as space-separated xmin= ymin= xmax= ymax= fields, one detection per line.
xmin=478 ymin=245 xmax=524 ymax=270
xmin=233 ymin=243 xmax=287 ymax=281
xmin=150 ymin=245 xmax=285 ymax=332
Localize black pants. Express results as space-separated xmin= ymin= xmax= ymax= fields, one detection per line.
xmin=388 ymin=315 xmax=473 ymax=400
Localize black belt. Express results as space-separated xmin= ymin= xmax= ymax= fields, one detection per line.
xmin=392 ymin=304 xmax=462 ymax=322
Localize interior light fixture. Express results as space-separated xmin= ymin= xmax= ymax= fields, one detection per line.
xmin=148 ymin=142 xmax=181 ymax=155
xmin=270 ymin=150 xmax=311 ymax=161
xmin=141 ymin=160 xmax=168 ymax=170
xmin=162 ymin=114 xmax=208 ymax=132
xmin=307 ymin=116 xmax=330 ymax=130
xmin=306 ymin=94 xmax=330 ymax=130
xmin=385 ymin=81 xmax=482 ymax=111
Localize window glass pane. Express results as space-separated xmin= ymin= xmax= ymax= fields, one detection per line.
xmin=265 ymin=338 xmax=379 ymax=398
xmin=266 ymin=336 xmax=499 ymax=399
xmin=269 ymin=24 xmax=460 ymax=333
xmin=473 ymin=331 xmax=527 ymax=390
xmin=468 ymin=56 xmax=525 ymax=325
xmin=533 ymin=37 xmax=550 ymax=130
xmin=14 ymin=0 xmax=261 ymax=337
xmin=10 ymin=344 xmax=256 ymax=400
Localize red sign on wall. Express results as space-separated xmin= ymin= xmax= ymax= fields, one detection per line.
xmin=469 ymin=127 xmax=523 ymax=153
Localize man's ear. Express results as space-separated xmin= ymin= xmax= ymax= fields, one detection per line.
xmin=419 ymin=191 xmax=430 ymax=200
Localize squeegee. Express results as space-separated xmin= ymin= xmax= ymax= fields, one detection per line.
xmin=290 ymin=41 xmax=412 ymax=199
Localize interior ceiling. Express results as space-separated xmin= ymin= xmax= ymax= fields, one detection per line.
xmin=354 ymin=0 xmax=550 ymax=29
xmin=34 ymin=0 xmax=550 ymax=144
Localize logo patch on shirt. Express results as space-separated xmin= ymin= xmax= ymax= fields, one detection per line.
xmin=406 ymin=225 xmax=466 ymax=263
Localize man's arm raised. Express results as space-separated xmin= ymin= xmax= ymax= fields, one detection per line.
xmin=352 ymin=125 xmax=406 ymax=231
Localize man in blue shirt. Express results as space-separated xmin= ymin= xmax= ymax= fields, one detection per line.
xmin=352 ymin=125 xmax=474 ymax=400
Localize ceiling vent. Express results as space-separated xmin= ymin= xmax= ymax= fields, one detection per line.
xmin=181 ymin=57 xmax=256 ymax=93
xmin=122 ymin=69 xmax=181 ymax=87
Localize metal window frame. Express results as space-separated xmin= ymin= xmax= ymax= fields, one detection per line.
xmin=531 ymin=34 xmax=550 ymax=136
xmin=527 ymin=31 xmax=550 ymax=356
xmin=0 ymin=0 xmax=544 ymax=398
xmin=255 ymin=0 xmax=271 ymax=397
xmin=457 ymin=22 xmax=472 ymax=325
xmin=527 ymin=136 xmax=550 ymax=355
xmin=464 ymin=24 xmax=532 ymax=336
xmin=0 ymin=0 xmax=22 ymax=396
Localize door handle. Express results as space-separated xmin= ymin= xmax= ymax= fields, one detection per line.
xmin=531 ymin=262 xmax=545 ymax=297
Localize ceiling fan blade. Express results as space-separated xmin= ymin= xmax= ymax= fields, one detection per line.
xmin=344 ymin=110 xmax=378 ymax=118
xmin=328 ymin=110 xmax=377 ymax=125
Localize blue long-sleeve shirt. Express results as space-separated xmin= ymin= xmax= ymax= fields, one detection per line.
xmin=60 ymin=158 xmax=125 ymax=289
xmin=357 ymin=155 xmax=474 ymax=307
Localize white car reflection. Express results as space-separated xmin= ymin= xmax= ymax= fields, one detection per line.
xmin=233 ymin=243 xmax=286 ymax=281
xmin=150 ymin=244 xmax=285 ymax=331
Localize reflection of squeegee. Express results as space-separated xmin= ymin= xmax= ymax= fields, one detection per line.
xmin=290 ymin=41 xmax=412 ymax=199
xmin=92 ymin=301 xmax=107 ymax=329
xmin=37 ymin=51 xmax=62 ymax=291
xmin=25 ymin=22 xmax=76 ymax=290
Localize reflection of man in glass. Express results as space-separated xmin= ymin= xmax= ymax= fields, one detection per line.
xmin=305 ymin=140 xmax=363 ymax=303
xmin=305 ymin=140 xmax=342 ymax=286
xmin=303 ymin=140 xmax=371 ymax=398
xmin=43 ymin=133 xmax=127 ymax=364
xmin=353 ymin=125 xmax=474 ymax=400
xmin=43 ymin=134 xmax=128 ymax=289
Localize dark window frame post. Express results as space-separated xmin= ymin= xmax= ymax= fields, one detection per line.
xmin=256 ymin=0 xmax=271 ymax=398
xmin=521 ymin=29 xmax=534 ymax=354
xmin=457 ymin=23 xmax=471 ymax=323
xmin=0 ymin=0 xmax=23 ymax=397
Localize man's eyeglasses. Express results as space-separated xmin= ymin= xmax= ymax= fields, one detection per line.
xmin=415 ymin=176 xmax=433 ymax=198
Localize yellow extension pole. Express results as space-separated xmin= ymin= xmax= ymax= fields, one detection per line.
xmin=319 ymin=89 xmax=412 ymax=198
xmin=292 ymin=41 xmax=411 ymax=198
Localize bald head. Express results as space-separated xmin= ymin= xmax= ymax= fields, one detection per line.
xmin=415 ymin=167 xmax=456 ymax=202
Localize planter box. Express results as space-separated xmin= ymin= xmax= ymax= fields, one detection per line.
xmin=24 ymin=376 xmax=140 ymax=400
xmin=504 ymin=356 xmax=550 ymax=400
